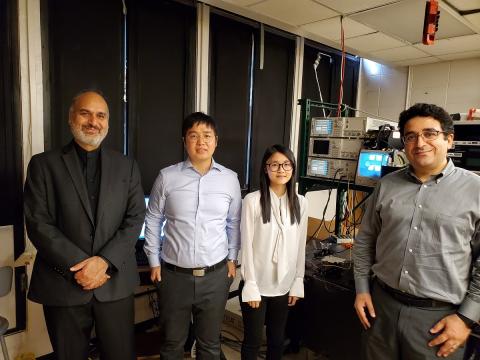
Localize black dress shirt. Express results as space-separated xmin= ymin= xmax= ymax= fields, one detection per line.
xmin=74 ymin=142 xmax=101 ymax=222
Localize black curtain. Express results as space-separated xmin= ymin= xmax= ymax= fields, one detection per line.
xmin=42 ymin=0 xmax=124 ymax=152
xmin=209 ymin=13 xmax=253 ymax=191
xmin=209 ymin=14 xmax=295 ymax=193
xmin=250 ymin=29 xmax=295 ymax=190
xmin=303 ymin=41 xmax=360 ymax=118
xmin=0 ymin=0 xmax=26 ymax=332
xmin=127 ymin=0 xmax=196 ymax=194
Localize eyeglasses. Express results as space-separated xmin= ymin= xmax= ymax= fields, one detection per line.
xmin=266 ymin=162 xmax=293 ymax=172
xmin=402 ymin=129 xmax=448 ymax=144
xmin=185 ymin=133 xmax=215 ymax=144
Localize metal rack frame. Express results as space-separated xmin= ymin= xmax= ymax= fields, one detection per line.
xmin=297 ymin=98 xmax=373 ymax=236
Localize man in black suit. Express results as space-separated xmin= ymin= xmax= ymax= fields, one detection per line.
xmin=24 ymin=90 xmax=146 ymax=360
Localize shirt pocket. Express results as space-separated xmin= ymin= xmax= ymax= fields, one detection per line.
xmin=418 ymin=213 xmax=469 ymax=257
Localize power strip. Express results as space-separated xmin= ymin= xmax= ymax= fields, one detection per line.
xmin=335 ymin=236 xmax=354 ymax=245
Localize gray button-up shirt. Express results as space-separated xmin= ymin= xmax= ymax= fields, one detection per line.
xmin=354 ymin=160 xmax=480 ymax=321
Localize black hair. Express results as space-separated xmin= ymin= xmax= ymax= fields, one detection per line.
xmin=398 ymin=103 xmax=454 ymax=136
xmin=259 ymin=144 xmax=301 ymax=225
xmin=182 ymin=112 xmax=218 ymax=137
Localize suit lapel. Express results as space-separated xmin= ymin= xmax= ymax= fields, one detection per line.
xmin=96 ymin=147 xmax=111 ymax=228
xmin=62 ymin=142 xmax=94 ymax=225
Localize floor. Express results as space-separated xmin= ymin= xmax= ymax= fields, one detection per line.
xmin=133 ymin=274 xmax=329 ymax=359
xmin=135 ymin=321 xmax=326 ymax=360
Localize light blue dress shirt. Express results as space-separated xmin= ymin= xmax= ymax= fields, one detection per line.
xmin=144 ymin=159 xmax=242 ymax=268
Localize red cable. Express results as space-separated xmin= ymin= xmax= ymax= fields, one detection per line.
xmin=337 ymin=16 xmax=346 ymax=116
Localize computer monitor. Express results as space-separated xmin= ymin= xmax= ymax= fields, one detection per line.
xmin=355 ymin=150 xmax=391 ymax=187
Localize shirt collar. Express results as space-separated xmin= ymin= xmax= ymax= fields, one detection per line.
xmin=182 ymin=158 xmax=222 ymax=172
xmin=73 ymin=141 xmax=101 ymax=161
xmin=406 ymin=158 xmax=454 ymax=183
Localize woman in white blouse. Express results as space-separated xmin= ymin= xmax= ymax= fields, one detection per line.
xmin=240 ymin=144 xmax=308 ymax=360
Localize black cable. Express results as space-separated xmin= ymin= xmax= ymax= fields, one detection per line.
xmin=308 ymin=169 xmax=342 ymax=241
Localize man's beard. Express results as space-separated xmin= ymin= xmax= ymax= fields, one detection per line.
xmin=70 ymin=123 xmax=108 ymax=148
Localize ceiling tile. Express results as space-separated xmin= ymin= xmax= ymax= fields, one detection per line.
xmin=414 ymin=34 xmax=480 ymax=55
xmin=392 ymin=57 xmax=440 ymax=66
xmin=446 ymin=0 xmax=480 ymax=11
xmin=436 ymin=49 xmax=480 ymax=61
xmin=465 ymin=13 xmax=480 ymax=29
xmin=249 ymin=0 xmax=339 ymax=26
xmin=312 ymin=0 xmax=397 ymax=15
xmin=220 ymin=0 xmax=265 ymax=6
xmin=345 ymin=32 xmax=406 ymax=52
xmin=371 ymin=46 xmax=431 ymax=62
xmin=301 ymin=16 xmax=375 ymax=40
xmin=350 ymin=0 xmax=475 ymax=44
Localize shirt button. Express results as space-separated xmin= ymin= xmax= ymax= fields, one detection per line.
xmin=413 ymin=226 xmax=418 ymax=230
xmin=418 ymin=204 xmax=422 ymax=208
xmin=423 ymin=185 xmax=428 ymax=188
xmin=405 ymin=270 xmax=409 ymax=274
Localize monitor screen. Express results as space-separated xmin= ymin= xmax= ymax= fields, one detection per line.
xmin=356 ymin=150 xmax=390 ymax=186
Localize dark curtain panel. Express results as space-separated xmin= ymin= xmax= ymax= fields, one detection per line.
xmin=209 ymin=13 xmax=254 ymax=190
xmin=249 ymin=29 xmax=295 ymax=190
xmin=303 ymin=42 xmax=360 ymax=118
xmin=42 ymin=0 xmax=124 ymax=152
xmin=0 ymin=0 xmax=26 ymax=332
xmin=127 ymin=0 xmax=196 ymax=194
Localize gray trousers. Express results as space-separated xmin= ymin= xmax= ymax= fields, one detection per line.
xmin=362 ymin=280 xmax=465 ymax=360
xmin=157 ymin=262 xmax=233 ymax=360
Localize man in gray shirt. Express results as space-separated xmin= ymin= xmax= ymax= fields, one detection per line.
xmin=354 ymin=103 xmax=480 ymax=359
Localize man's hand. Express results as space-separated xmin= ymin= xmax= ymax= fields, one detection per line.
xmin=288 ymin=296 xmax=298 ymax=306
xmin=429 ymin=314 xmax=471 ymax=357
xmin=70 ymin=256 xmax=110 ymax=290
xmin=150 ymin=266 xmax=161 ymax=283
xmin=354 ymin=293 xmax=376 ymax=329
xmin=248 ymin=301 xmax=261 ymax=308
xmin=227 ymin=261 xmax=236 ymax=278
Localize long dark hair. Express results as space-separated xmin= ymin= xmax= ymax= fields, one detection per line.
xmin=259 ymin=144 xmax=301 ymax=225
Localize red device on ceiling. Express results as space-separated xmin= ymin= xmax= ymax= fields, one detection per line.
xmin=423 ymin=0 xmax=440 ymax=45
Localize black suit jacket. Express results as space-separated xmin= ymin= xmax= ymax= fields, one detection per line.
xmin=24 ymin=141 xmax=146 ymax=306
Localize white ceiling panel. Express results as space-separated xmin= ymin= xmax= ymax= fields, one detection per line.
xmin=206 ymin=0 xmax=480 ymax=65
xmin=436 ymin=49 xmax=480 ymax=60
xmin=350 ymin=0 xmax=474 ymax=44
xmin=465 ymin=13 xmax=480 ymax=29
xmin=415 ymin=34 xmax=480 ymax=55
xmin=220 ymin=0 xmax=264 ymax=6
xmin=392 ymin=57 xmax=441 ymax=66
xmin=345 ymin=32 xmax=406 ymax=52
xmin=249 ymin=0 xmax=339 ymax=26
xmin=370 ymin=46 xmax=431 ymax=61
xmin=312 ymin=0 xmax=398 ymax=15
xmin=446 ymin=0 xmax=480 ymax=11
xmin=301 ymin=16 xmax=375 ymax=40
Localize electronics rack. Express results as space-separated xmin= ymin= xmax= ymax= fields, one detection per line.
xmin=297 ymin=98 xmax=373 ymax=236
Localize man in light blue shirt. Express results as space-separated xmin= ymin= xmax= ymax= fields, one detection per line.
xmin=144 ymin=112 xmax=241 ymax=359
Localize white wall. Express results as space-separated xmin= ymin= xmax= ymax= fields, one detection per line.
xmin=356 ymin=59 xmax=408 ymax=122
xmin=408 ymin=57 xmax=480 ymax=113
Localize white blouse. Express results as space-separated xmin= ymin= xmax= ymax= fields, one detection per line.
xmin=240 ymin=189 xmax=308 ymax=302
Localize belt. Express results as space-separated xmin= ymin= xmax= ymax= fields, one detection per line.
xmin=162 ymin=258 xmax=227 ymax=277
xmin=376 ymin=278 xmax=454 ymax=308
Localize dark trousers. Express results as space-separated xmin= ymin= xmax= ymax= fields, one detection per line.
xmin=43 ymin=295 xmax=135 ymax=360
xmin=157 ymin=262 xmax=233 ymax=360
xmin=362 ymin=280 xmax=464 ymax=360
xmin=239 ymin=282 xmax=290 ymax=360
